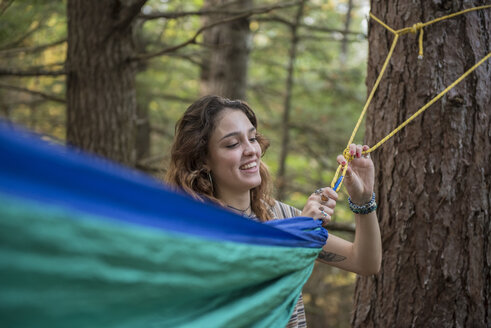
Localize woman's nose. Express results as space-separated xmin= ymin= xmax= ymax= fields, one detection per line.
xmin=243 ymin=141 xmax=255 ymax=155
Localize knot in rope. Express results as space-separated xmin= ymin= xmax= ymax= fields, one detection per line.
xmin=409 ymin=22 xmax=424 ymax=34
xmin=408 ymin=22 xmax=425 ymax=59
xmin=343 ymin=148 xmax=355 ymax=163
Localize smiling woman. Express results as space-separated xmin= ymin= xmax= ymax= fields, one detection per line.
xmin=205 ymin=110 xmax=263 ymax=210
xmin=165 ymin=95 xmax=276 ymax=221
xmin=165 ymin=95 xmax=382 ymax=328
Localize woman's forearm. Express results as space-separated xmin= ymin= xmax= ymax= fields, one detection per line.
xmin=317 ymin=211 xmax=382 ymax=275
xmin=351 ymin=211 xmax=382 ymax=275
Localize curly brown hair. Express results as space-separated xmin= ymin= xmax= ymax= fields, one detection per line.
xmin=165 ymin=95 xmax=275 ymax=221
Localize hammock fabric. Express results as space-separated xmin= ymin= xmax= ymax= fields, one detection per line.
xmin=0 ymin=121 xmax=328 ymax=328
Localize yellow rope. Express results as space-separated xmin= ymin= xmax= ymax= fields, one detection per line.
xmin=368 ymin=51 xmax=491 ymax=154
xmin=331 ymin=5 xmax=491 ymax=192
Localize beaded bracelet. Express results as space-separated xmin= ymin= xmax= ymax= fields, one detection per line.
xmin=348 ymin=192 xmax=377 ymax=215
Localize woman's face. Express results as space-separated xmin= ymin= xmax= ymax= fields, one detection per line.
xmin=206 ymin=108 xmax=262 ymax=197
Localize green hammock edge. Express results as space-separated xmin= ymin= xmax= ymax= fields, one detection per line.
xmin=0 ymin=195 xmax=321 ymax=328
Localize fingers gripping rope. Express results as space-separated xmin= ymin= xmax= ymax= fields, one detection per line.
xmin=331 ymin=147 xmax=374 ymax=192
xmin=331 ymin=148 xmax=354 ymax=192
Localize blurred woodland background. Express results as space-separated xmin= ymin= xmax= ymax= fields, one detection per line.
xmin=0 ymin=0 xmax=489 ymax=327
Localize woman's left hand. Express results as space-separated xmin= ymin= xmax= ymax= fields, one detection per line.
xmin=301 ymin=187 xmax=338 ymax=226
xmin=337 ymin=144 xmax=375 ymax=204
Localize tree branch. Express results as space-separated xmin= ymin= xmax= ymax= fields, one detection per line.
xmin=299 ymin=34 xmax=365 ymax=42
xmin=148 ymin=93 xmax=196 ymax=104
xmin=0 ymin=0 xmax=14 ymax=17
xmin=257 ymin=15 xmax=366 ymax=38
xmin=114 ymin=0 xmax=148 ymax=31
xmin=256 ymin=14 xmax=294 ymax=26
xmin=0 ymin=82 xmax=66 ymax=103
xmin=0 ymin=67 xmax=66 ymax=77
xmin=0 ymin=24 xmax=42 ymax=50
xmin=139 ymin=0 xmax=301 ymax=21
xmin=148 ymin=50 xmax=204 ymax=68
xmin=302 ymin=22 xmax=366 ymax=38
xmin=0 ymin=38 xmax=66 ymax=57
xmin=133 ymin=1 xmax=303 ymax=61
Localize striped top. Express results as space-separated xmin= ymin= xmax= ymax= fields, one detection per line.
xmin=249 ymin=200 xmax=307 ymax=328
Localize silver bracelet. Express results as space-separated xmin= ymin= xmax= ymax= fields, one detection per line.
xmin=348 ymin=192 xmax=377 ymax=215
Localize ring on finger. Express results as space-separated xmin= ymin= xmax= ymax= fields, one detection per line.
xmin=321 ymin=210 xmax=328 ymax=218
xmin=314 ymin=188 xmax=323 ymax=195
xmin=320 ymin=194 xmax=329 ymax=202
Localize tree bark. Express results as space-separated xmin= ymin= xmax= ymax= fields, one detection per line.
xmin=200 ymin=0 xmax=253 ymax=100
xmin=66 ymin=0 xmax=145 ymax=165
xmin=352 ymin=1 xmax=490 ymax=327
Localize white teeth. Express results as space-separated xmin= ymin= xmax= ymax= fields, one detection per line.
xmin=240 ymin=162 xmax=257 ymax=170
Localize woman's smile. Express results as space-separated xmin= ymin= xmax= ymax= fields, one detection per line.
xmin=239 ymin=160 xmax=258 ymax=171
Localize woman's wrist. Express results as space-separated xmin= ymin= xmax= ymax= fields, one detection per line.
xmin=349 ymin=190 xmax=373 ymax=205
xmin=348 ymin=192 xmax=377 ymax=215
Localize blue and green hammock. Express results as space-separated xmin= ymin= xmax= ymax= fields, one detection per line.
xmin=0 ymin=121 xmax=328 ymax=328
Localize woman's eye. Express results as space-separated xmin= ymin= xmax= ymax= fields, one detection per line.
xmin=249 ymin=137 xmax=257 ymax=142
xmin=226 ymin=143 xmax=238 ymax=148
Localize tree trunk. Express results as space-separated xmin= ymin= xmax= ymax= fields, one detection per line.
xmin=66 ymin=0 xmax=144 ymax=166
xmin=200 ymin=0 xmax=253 ymax=100
xmin=339 ymin=0 xmax=354 ymax=65
xmin=276 ymin=0 xmax=305 ymax=201
xmin=134 ymin=18 xmax=151 ymax=166
xmin=352 ymin=1 xmax=490 ymax=327
xmin=135 ymin=102 xmax=150 ymax=162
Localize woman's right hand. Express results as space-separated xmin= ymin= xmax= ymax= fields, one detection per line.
xmin=337 ymin=144 xmax=375 ymax=205
xmin=301 ymin=187 xmax=338 ymax=226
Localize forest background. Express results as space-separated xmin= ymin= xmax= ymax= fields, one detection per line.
xmin=3 ymin=0 xmax=488 ymax=327
xmin=0 ymin=0 xmax=367 ymax=326
xmin=0 ymin=1 xmax=367 ymax=326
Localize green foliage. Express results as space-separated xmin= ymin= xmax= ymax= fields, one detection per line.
xmin=1 ymin=1 xmax=61 ymax=46
xmin=0 ymin=0 xmax=66 ymax=139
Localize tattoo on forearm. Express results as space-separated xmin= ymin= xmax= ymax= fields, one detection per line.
xmin=318 ymin=251 xmax=346 ymax=263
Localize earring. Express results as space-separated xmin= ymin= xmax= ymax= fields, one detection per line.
xmin=207 ymin=171 xmax=214 ymax=192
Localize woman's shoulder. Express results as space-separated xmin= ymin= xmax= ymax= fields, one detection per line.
xmin=269 ymin=200 xmax=302 ymax=219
